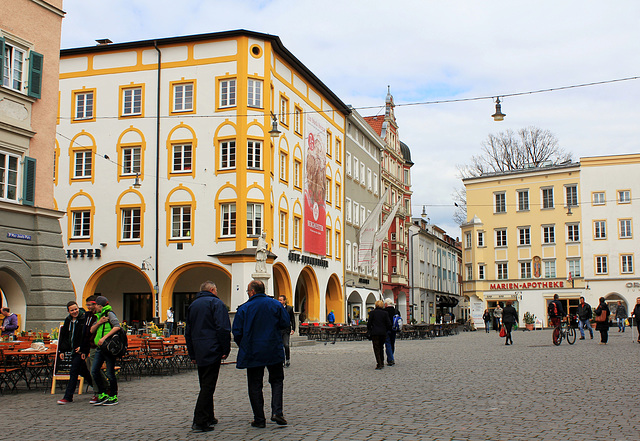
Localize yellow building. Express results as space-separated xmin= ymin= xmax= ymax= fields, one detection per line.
xmin=55 ymin=30 xmax=347 ymax=326
xmin=462 ymin=163 xmax=584 ymax=327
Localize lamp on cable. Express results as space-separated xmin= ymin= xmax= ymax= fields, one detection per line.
xmin=269 ymin=111 xmax=281 ymax=138
xmin=133 ymin=172 xmax=142 ymax=189
xmin=492 ymin=97 xmax=506 ymax=121
xmin=141 ymin=257 xmax=154 ymax=271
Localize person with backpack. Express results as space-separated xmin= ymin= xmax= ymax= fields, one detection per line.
xmin=501 ymin=300 xmax=518 ymax=345
xmin=56 ymin=301 xmax=92 ymax=404
xmin=595 ymin=297 xmax=610 ymax=344
xmin=576 ymin=296 xmax=594 ymax=340
xmin=384 ymin=298 xmax=401 ymax=366
xmin=548 ymin=294 xmax=566 ymax=329
xmin=367 ymin=300 xmax=391 ymax=370
xmin=90 ymin=295 xmax=121 ymax=406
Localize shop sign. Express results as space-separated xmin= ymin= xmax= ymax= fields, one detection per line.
xmin=287 ymin=250 xmax=328 ymax=268
xmin=625 ymin=282 xmax=640 ymax=288
xmin=489 ymin=280 xmax=565 ymax=290
xmin=7 ymin=232 xmax=31 ymax=240
xmin=66 ymin=249 xmax=102 ymax=259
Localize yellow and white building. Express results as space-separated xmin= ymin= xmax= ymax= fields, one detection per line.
xmin=462 ymin=162 xmax=584 ymax=327
xmin=55 ymin=30 xmax=347 ymax=326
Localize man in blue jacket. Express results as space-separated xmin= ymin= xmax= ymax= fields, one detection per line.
xmin=232 ymin=280 xmax=290 ymax=428
xmin=185 ymin=281 xmax=231 ymax=433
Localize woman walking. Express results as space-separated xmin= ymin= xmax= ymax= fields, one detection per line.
xmin=482 ymin=309 xmax=491 ymax=333
xmin=502 ymin=300 xmax=518 ymax=345
xmin=595 ymin=297 xmax=610 ymax=344
xmin=367 ymin=300 xmax=391 ymax=370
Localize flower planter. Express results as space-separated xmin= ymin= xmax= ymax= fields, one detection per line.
xmin=525 ymin=323 xmax=535 ymax=331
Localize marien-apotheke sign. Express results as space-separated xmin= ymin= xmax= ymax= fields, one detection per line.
xmin=287 ymin=251 xmax=328 ymax=268
xmin=489 ymin=280 xmax=566 ymax=290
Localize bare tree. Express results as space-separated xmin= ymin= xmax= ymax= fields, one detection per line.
xmin=454 ymin=126 xmax=572 ymax=225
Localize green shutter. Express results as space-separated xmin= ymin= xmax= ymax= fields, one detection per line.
xmin=0 ymin=37 xmax=5 ymax=85
xmin=22 ymin=156 xmax=36 ymax=206
xmin=28 ymin=51 xmax=44 ymax=99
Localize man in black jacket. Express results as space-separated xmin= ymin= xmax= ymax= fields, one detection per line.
xmin=185 ymin=281 xmax=231 ymax=433
xmin=56 ymin=301 xmax=92 ymax=404
xmin=278 ymin=295 xmax=295 ymax=367
xmin=576 ymin=296 xmax=593 ymax=340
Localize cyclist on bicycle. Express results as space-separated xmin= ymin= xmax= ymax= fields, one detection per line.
xmin=548 ymin=294 xmax=566 ymax=328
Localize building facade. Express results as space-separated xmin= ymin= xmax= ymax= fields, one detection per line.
xmin=344 ymin=108 xmax=384 ymax=323
xmin=363 ymin=88 xmax=413 ymax=319
xmin=55 ymin=31 xmax=347 ymax=326
xmin=0 ymin=0 xmax=74 ymax=331
xmin=462 ymin=162 xmax=584 ymax=328
xmin=410 ymin=218 xmax=462 ymax=324
xmin=580 ymin=154 xmax=640 ymax=315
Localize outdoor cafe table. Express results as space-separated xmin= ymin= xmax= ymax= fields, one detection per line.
xmin=3 ymin=346 xmax=56 ymax=389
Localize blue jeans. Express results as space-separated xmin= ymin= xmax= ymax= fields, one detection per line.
xmin=385 ymin=331 xmax=396 ymax=363
xmin=578 ymin=318 xmax=593 ymax=338
xmin=617 ymin=318 xmax=626 ymax=331
xmin=91 ymin=348 xmax=117 ymax=396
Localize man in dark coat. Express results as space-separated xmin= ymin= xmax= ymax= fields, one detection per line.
xmin=232 ymin=280 xmax=289 ymax=428
xmin=278 ymin=294 xmax=295 ymax=367
xmin=185 ymin=281 xmax=231 ymax=433
xmin=576 ymin=296 xmax=593 ymax=340
xmin=56 ymin=301 xmax=92 ymax=404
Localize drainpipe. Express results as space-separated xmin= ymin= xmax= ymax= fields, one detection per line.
xmin=153 ymin=41 xmax=161 ymax=322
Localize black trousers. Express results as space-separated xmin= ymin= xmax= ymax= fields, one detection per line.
xmin=193 ymin=360 xmax=222 ymax=426
xmin=504 ymin=322 xmax=513 ymax=344
xmin=599 ymin=329 xmax=609 ymax=343
xmin=63 ymin=352 xmax=92 ymax=400
xmin=246 ymin=363 xmax=284 ymax=423
xmin=371 ymin=335 xmax=385 ymax=367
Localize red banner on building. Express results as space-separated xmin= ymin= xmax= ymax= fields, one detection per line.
xmin=304 ymin=114 xmax=326 ymax=255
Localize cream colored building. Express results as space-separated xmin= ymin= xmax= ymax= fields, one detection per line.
xmin=462 ymin=162 xmax=584 ymax=328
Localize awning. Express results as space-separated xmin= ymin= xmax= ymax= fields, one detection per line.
xmin=436 ymin=295 xmax=459 ymax=307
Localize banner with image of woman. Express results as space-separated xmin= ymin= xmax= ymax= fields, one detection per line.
xmin=304 ymin=113 xmax=327 ymax=255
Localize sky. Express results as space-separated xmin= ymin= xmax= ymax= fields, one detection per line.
xmin=59 ymin=0 xmax=640 ymax=238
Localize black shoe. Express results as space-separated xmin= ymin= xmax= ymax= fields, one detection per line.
xmin=579 ymin=337 xmax=585 ymax=340
xmin=191 ymin=423 xmax=213 ymax=432
xmin=505 ymin=342 xmax=510 ymax=345
xmin=375 ymin=365 xmax=383 ymax=370
xmin=208 ymin=418 xmax=218 ymax=427
xmin=251 ymin=421 xmax=266 ymax=428
xmin=387 ymin=361 xmax=395 ymax=366
xmin=271 ymin=414 xmax=288 ymax=425
xmin=591 ymin=335 xmax=594 ymax=339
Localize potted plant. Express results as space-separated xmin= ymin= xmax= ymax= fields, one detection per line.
xmin=523 ymin=312 xmax=536 ymax=331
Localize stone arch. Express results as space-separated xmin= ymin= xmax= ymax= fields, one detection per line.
xmin=325 ymin=273 xmax=343 ymax=322
xmin=294 ymin=266 xmax=320 ymax=323
xmin=273 ymin=263 xmax=293 ymax=307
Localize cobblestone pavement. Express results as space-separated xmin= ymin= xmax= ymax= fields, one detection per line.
xmin=2 ymin=328 xmax=640 ymax=440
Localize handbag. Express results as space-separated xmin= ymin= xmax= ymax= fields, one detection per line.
xmin=595 ymin=309 xmax=607 ymax=323
xmin=499 ymin=325 xmax=506 ymax=337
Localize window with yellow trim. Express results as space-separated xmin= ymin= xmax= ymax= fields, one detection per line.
xmin=335 ymin=229 xmax=341 ymax=260
xmin=172 ymin=143 xmax=192 ymax=173
xmin=595 ymin=255 xmax=608 ymax=275
xmin=121 ymin=145 xmax=141 ymax=176
xmin=247 ymin=140 xmax=262 ymax=169
xmin=247 ymin=79 xmax=263 ymax=108
xmin=220 ymin=140 xmax=236 ymax=170
xmin=335 ymin=138 xmax=341 ymax=162
xmin=120 ymin=207 xmax=141 ymax=242
xmin=121 ymin=85 xmax=143 ymax=117
xmin=293 ymin=215 xmax=301 ymax=249
xmin=71 ymin=210 xmax=91 ymax=239
xmin=620 ymin=219 xmax=632 ymax=239
xmin=171 ymin=81 xmax=194 ymax=113
xmin=325 ymin=176 xmax=332 ymax=205
xmin=219 ymin=78 xmax=236 ymax=108
xmin=335 ymin=182 xmax=341 ymax=208
xmin=220 ymin=203 xmax=236 ymax=237
xmin=279 ymin=94 xmax=289 ymax=128
xmin=73 ymin=150 xmax=92 ymax=179
xmin=170 ymin=205 xmax=192 ymax=239
xmin=294 ymin=106 xmax=302 ymax=136
xmin=279 ymin=210 xmax=288 ymax=245
xmin=621 ymin=254 xmax=634 ymax=274
xmin=326 ymin=130 xmax=332 ymax=157
xmin=326 ymin=226 xmax=332 ymax=257
xmin=73 ymin=89 xmax=95 ymax=121
xmin=279 ymin=151 xmax=288 ymax=182
xmin=247 ymin=203 xmax=263 ymax=237
xmin=618 ymin=190 xmax=631 ymax=204
xmin=293 ymin=159 xmax=302 ymax=189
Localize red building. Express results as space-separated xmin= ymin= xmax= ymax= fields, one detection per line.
xmin=364 ymin=88 xmax=413 ymax=318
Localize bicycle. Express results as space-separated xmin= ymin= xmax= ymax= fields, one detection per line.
xmin=552 ymin=316 xmax=576 ymax=346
